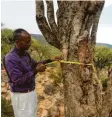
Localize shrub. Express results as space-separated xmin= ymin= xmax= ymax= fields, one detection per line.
xmin=49 ymin=65 xmax=62 ymax=86
xmin=1 ymin=97 xmax=14 ymax=117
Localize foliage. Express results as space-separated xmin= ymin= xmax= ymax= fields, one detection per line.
xmin=99 ymin=69 xmax=108 ymax=90
xmin=102 ymin=78 xmax=108 ymax=90
xmin=28 ymin=38 xmax=42 ymax=61
xmin=94 ymin=46 xmax=112 ymax=69
xmin=40 ymin=45 xmax=60 ymax=60
xmin=1 ymin=29 xmax=14 ymax=59
xmin=1 ymin=28 xmax=14 ymax=44
xmin=49 ymin=64 xmax=62 ymax=86
xmin=29 ymin=38 xmax=61 ymax=62
xmin=1 ymin=97 xmax=14 ymax=117
xmin=1 ymin=41 xmax=12 ymax=58
xmin=94 ymin=46 xmax=112 ymax=89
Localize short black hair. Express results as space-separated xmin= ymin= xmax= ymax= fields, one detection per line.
xmin=13 ymin=28 xmax=30 ymax=41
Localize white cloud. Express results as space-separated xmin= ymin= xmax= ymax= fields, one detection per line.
xmin=104 ymin=0 xmax=112 ymax=7
xmin=97 ymin=27 xmax=112 ymax=44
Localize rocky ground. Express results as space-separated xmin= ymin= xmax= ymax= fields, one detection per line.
xmin=2 ymin=66 xmax=112 ymax=117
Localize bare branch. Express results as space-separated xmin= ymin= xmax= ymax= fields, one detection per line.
xmin=90 ymin=1 xmax=105 ymax=45
xmin=35 ymin=0 xmax=60 ymax=49
xmin=46 ymin=0 xmax=58 ymax=35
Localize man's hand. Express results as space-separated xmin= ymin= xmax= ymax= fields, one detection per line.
xmin=36 ymin=64 xmax=46 ymax=72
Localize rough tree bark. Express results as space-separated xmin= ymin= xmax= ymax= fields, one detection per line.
xmin=35 ymin=1 xmax=112 ymax=117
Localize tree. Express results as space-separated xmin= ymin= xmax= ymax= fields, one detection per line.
xmin=1 ymin=97 xmax=14 ymax=117
xmin=95 ymin=46 xmax=112 ymax=70
xmin=35 ymin=1 xmax=112 ymax=117
xmin=1 ymin=23 xmax=4 ymax=27
xmin=94 ymin=46 xmax=112 ymax=90
xmin=1 ymin=29 xmax=14 ymax=59
xmin=28 ymin=38 xmax=60 ymax=61
xmin=1 ymin=28 xmax=14 ymax=44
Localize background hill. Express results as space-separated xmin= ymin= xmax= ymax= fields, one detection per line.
xmin=96 ymin=43 xmax=112 ymax=48
xmin=31 ymin=34 xmax=48 ymax=44
xmin=31 ymin=34 xmax=112 ymax=48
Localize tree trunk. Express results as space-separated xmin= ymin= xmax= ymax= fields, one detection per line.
xmin=35 ymin=1 xmax=112 ymax=117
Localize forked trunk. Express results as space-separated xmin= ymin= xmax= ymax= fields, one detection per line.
xmin=35 ymin=1 xmax=112 ymax=117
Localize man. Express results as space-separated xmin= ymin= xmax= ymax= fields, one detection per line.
xmin=3 ymin=28 xmax=59 ymax=117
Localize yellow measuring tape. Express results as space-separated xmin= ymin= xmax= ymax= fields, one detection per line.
xmin=46 ymin=60 xmax=96 ymax=72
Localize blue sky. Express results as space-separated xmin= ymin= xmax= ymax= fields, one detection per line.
xmin=1 ymin=0 xmax=112 ymax=44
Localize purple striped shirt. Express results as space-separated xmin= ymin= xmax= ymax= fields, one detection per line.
xmin=4 ymin=47 xmax=52 ymax=92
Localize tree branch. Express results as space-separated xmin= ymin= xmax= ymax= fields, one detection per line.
xmin=90 ymin=1 xmax=105 ymax=45
xmin=46 ymin=0 xmax=58 ymax=35
xmin=35 ymin=0 xmax=60 ymax=49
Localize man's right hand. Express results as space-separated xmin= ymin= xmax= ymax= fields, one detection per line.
xmin=36 ymin=64 xmax=46 ymax=72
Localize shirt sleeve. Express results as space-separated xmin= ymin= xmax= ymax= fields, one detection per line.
xmin=5 ymin=59 xmax=35 ymax=86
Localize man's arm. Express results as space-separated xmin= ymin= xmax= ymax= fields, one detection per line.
xmin=30 ymin=55 xmax=60 ymax=73
xmin=5 ymin=59 xmax=35 ymax=86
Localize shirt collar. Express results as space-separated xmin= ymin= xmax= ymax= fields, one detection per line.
xmin=11 ymin=46 xmax=27 ymax=57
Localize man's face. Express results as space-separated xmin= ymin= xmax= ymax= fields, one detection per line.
xmin=16 ymin=32 xmax=31 ymax=50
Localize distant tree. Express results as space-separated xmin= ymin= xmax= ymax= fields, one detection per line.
xmin=1 ymin=97 xmax=14 ymax=117
xmin=28 ymin=38 xmax=42 ymax=61
xmin=94 ymin=46 xmax=112 ymax=90
xmin=40 ymin=45 xmax=60 ymax=59
xmin=1 ymin=29 xmax=13 ymax=44
xmin=1 ymin=29 xmax=14 ymax=59
xmin=95 ymin=46 xmax=112 ymax=69
xmin=1 ymin=23 xmax=4 ymax=27
xmin=29 ymin=38 xmax=60 ymax=61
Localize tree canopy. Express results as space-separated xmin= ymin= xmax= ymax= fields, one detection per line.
xmin=95 ymin=46 xmax=112 ymax=69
